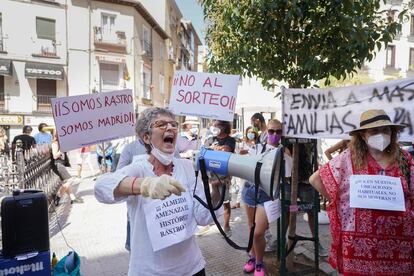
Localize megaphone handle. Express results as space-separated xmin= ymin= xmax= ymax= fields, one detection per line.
xmin=195 ymin=158 xmax=249 ymax=251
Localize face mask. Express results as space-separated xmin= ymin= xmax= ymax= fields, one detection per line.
xmin=190 ymin=128 xmax=198 ymax=135
xmin=151 ymin=143 xmax=174 ymax=165
xmin=367 ymin=133 xmax=391 ymax=152
xmin=268 ymin=134 xmax=281 ymax=145
xmin=246 ymin=133 xmax=255 ymax=140
xmin=210 ymin=126 xmax=221 ymax=136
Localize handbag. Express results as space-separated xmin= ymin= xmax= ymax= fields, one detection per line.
xmin=53 ymin=251 xmax=81 ymax=276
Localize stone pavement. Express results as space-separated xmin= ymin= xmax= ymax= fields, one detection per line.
xmin=50 ymin=169 xmax=335 ymax=275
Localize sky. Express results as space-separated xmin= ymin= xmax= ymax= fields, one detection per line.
xmin=175 ymin=0 xmax=205 ymax=44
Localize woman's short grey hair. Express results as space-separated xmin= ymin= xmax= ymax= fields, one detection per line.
xmin=135 ymin=107 xmax=175 ymax=153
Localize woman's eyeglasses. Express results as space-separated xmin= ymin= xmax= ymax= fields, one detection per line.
xmin=268 ymin=129 xmax=282 ymax=135
xmin=151 ymin=120 xmax=179 ymax=130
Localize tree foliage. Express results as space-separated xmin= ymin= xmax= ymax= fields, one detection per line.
xmin=200 ymin=0 xmax=407 ymax=88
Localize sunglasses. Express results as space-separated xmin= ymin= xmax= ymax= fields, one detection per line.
xmin=268 ymin=129 xmax=282 ymax=135
xmin=151 ymin=120 xmax=179 ymax=130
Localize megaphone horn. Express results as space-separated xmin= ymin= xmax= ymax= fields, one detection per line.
xmin=196 ymin=146 xmax=283 ymax=200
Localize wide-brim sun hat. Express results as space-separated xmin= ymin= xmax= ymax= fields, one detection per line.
xmin=349 ymin=109 xmax=406 ymax=135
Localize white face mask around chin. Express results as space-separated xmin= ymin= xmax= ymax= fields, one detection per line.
xmin=151 ymin=144 xmax=174 ymax=165
xmin=210 ymin=126 xmax=221 ymax=136
xmin=367 ymin=133 xmax=391 ymax=152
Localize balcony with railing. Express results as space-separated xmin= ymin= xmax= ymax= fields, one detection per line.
xmin=94 ymin=26 xmax=127 ymax=53
xmin=32 ymin=39 xmax=58 ymax=58
xmin=36 ymin=94 xmax=54 ymax=113
xmin=141 ymin=40 xmax=152 ymax=58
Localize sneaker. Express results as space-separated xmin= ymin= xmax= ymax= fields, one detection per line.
xmin=254 ymin=262 xmax=265 ymax=276
xmin=195 ymin=225 xmax=211 ymax=236
xmin=70 ymin=198 xmax=84 ymax=204
xmin=243 ymin=256 xmax=255 ymax=273
xmin=223 ymin=228 xmax=232 ymax=238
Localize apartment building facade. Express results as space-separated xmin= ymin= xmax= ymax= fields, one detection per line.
xmin=363 ymin=0 xmax=414 ymax=81
xmin=140 ymin=0 xmax=202 ymax=103
xmin=0 ymin=0 xmax=67 ymax=138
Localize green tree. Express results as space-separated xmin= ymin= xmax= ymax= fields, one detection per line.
xmin=200 ymin=0 xmax=407 ymax=88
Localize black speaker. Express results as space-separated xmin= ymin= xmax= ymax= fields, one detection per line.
xmin=1 ymin=190 xmax=49 ymax=258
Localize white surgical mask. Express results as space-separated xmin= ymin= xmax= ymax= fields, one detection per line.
xmin=210 ymin=126 xmax=221 ymax=136
xmin=246 ymin=133 xmax=255 ymax=140
xmin=367 ymin=133 xmax=391 ymax=152
xmin=151 ymin=144 xmax=174 ymax=165
xmin=190 ymin=128 xmax=198 ymax=135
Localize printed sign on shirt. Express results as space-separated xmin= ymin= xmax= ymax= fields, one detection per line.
xmin=144 ymin=192 xmax=197 ymax=252
xmin=349 ymin=175 xmax=406 ymax=211
xmin=264 ymin=199 xmax=281 ymax=223
xmin=169 ymin=71 xmax=239 ymax=122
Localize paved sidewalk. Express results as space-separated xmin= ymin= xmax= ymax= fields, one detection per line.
xmin=50 ymin=174 xmax=334 ymax=275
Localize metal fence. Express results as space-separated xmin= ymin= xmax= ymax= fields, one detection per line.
xmin=0 ymin=144 xmax=61 ymax=199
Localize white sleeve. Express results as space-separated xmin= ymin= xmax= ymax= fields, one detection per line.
xmin=94 ymin=163 xmax=138 ymax=204
xmin=191 ymin=171 xmax=224 ymax=226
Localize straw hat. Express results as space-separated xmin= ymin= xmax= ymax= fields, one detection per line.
xmin=349 ymin=109 xmax=406 ymax=135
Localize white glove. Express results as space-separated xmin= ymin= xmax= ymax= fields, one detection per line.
xmin=140 ymin=174 xmax=186 ymax=200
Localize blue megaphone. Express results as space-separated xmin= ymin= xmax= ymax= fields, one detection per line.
xmin=195 ymin=146 xmax=283 ymax=200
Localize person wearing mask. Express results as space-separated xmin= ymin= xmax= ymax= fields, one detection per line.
xmin=95 ymin=107 xmax=223 ymax=275
xmin=204 ymin=120 xmax=236 ymax=237
xmin=241 ymin=119 xmax=283 ymax=276
xmin=96 ymin=142 xmax=114 ymax=173
xmin=176 ymin=120 xmax=199 ymax=159
xmin=116 ymin=111 xmax=150 ymax=252
xmin=34 ymin=123 xmax=52 ymax=145
xmin=11 ymin=125 xmax=36 ymax=161
xmin=309 ymin=109 xmax=414 ymax=275
xmin=231 ymin=127 xmax=259 ymax=209
xmin=251 ymin=113 xmax=268 ymax=145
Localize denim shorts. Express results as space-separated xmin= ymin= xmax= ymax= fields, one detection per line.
xmin=242 ymin=182 xmax=271 ymax=208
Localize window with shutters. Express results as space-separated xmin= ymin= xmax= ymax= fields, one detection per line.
xmin=37 ymin=79 xmax=56 ymax=112
xmin=100 ymin=63 xmax=120 ymax=92
xmin=36 ymin=17 xmax=55 ymax=40
xmin=386 ymin=45 xmax=396 ymax=68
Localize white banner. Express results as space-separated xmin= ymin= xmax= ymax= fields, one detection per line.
xmin=282 ymin=78 xmax=414 ymax=141
xmin=169 ymin=71 xmax=239 ymax=122
xmin=51 ymin=89 xmax=135 ymax=152
xmin=349 ymin=175 xmax=405 ymax=211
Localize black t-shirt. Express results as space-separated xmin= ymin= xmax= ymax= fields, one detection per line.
xmin=211 ymin=136 xmax=236 ymax=153
xmin=12 ymin=134 xmax=36 ymax=151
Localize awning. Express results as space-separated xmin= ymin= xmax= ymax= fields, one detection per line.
xmin=25 ymin=62 xmax=64 ymax=80
xmin=0 ymin=59 xmax=12 ymax=76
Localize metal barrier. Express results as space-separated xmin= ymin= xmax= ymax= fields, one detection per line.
xmin=0 ymin=144 xmax=61 ymax=198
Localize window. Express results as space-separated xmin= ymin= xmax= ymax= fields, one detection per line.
xmin=142 ymin=67 xmax=151 ymax=99
xmin=36 ymin=17 xmax=55 ymax=40
xmin=159 ymin=74 xmax=164 ymax=94
xmin=37 ymin=79 xmax=56 ymax=112
xmin=142 ymin=25 xmax=151 ymax=55
xmin=409 ymin=48 xmax=414 ymax=70
xmin=0 ymin=75 xmax=4 ymax=103
xmin=100 ymin=63 xmax=120 ymax=92
xmin=386 ymin=45 xmax=395 ymax=68
xmin=101 ymin=14 xmax=116 ymax=40
xmin=160 ymin=42 xmax=164 ymax=60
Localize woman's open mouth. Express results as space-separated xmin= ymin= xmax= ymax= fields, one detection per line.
xmin=163 ymin=136 xmax=174 ymax=145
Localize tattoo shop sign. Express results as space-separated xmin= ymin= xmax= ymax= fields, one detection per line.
xmin=144 ymin=193 xmax=197 ymax=252
xmin=51 ymin=89 xmax=135 ymax=152
xmin=282 ymin=78 xmax=414 ymax=141
xmin=169 ymin=71 xmax=239 ymax=122
xmin=350 ymin=175 xmax=405 ymax=211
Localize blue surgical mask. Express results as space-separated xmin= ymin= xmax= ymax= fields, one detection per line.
xmin=246 ymin=133 xmax=255 ymax=140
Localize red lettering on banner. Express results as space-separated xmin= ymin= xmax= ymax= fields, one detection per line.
xmin=193 ymin=91 xmax=201 ymax=104
xmin=203 ymin=77 xmax=212 ymax=88
xmin=214 ymin=78 xmax=222 ymax=87
xmin=174 ymin=74 xmax=195 ymax=86
xmin=209 ymin=93 xmax=219 ymax=105
xmin=177 ymin=90 xmax=185 ymax=102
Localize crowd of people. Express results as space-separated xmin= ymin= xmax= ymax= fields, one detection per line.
xmin=3 ymin=106 xmax=413 ymax=275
